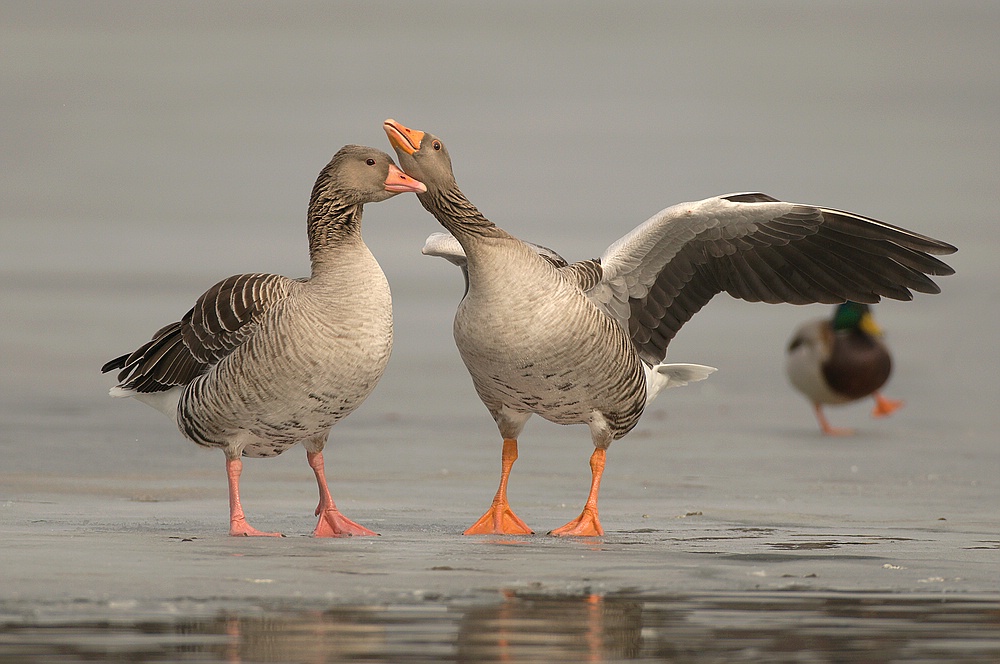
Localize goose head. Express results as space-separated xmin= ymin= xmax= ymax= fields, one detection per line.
xmin=311 ymin=144 xmax=425 ymax=212
xmin=382 ymin=119 xmax=457 ymax=196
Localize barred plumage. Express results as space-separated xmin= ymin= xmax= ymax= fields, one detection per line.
xmin=103 ymin=145 xmax=425 ymax=537
xmin=385 ymin=118 xmax=954 ymax=538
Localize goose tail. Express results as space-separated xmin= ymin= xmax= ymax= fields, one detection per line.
xmin=644 ymin=362 xmax=717 ymax=405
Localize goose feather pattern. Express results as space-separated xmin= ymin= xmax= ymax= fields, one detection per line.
xmin=385 ymin=118 xmax=955 ymax=537
xmin=103 ymin=145 xmax=426 ymax=537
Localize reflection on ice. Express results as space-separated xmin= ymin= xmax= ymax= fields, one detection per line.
xmin=2 ymin=591 xmax=999 ymax=662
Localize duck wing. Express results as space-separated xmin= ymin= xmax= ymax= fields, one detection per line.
xmin=588 ymin=192 xmax=956 ymax=365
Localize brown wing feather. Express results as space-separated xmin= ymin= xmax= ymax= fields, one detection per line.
xmin=104 ymin=273 xmax=294 ymax=392
xmin=629 ymin=202 xmax=955 ymax=365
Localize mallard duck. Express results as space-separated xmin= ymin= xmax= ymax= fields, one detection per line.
xmin=786 ymin=302 xmax=902 ymax=435
xmin=384 ymin=118 xmax=955 ymax=536
xmin=102 ymin=145 xmax=425 ymax=537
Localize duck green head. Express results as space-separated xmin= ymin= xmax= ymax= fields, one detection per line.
xmin=833 ymin=301 xmax=882 ymax=336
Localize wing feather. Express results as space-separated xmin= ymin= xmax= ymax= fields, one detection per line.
xmin=593 ymin=193 xmax=955 ymax=365
xmin=104 ymin=273 xmax=295 ymax=392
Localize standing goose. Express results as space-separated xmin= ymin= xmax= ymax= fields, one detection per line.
xmin=786 ymin=302 xmax=902 ymax=436
xmin=102 ymin=145 xmax=425 ymax=537
xmin=422 ymin=231 xmax=717 ymax=404
xmin=384 ymin=119 xmax=955 ymax=537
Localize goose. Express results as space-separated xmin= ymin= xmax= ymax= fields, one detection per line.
xmin=102 ymin=145 xmax=425 ymax=537
xmin=422 ymin=230 xmax=717 ymax=402
xmin=384 ymin=118 xmax=955 ymax=537
xmin=786 ymin=301 xmax=902 ymax=436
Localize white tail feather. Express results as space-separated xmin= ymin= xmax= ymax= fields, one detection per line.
xmin=644 ymin=362 xmax=717 ymax=405
xmin=109 ymin=386 xmax=182 ymax=421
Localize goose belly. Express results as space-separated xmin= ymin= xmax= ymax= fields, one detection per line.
xmin=179 ymin=291 xmax=392 ymax=456
xmin=455 ymin=283 xmax=645 ymax=436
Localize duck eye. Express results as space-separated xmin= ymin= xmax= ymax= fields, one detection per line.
xmin=432 ymin=141 xmax=441 ymax=151
xmin=366 ymin=158 xmax=376 ymax=166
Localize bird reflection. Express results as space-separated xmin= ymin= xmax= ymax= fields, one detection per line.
xmin=456 ymin=590 xmax=643 ymax=662
xmin=10 ymin=592 xmax=996 ymax=662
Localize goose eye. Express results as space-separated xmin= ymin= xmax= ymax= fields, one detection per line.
xmin=432 ymin=141 xmax=441 ymax=151
xmin=366 ymin=158 xmax=376 ymax=166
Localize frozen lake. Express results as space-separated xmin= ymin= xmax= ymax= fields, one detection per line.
xmin=2 ymin=1 xmax=998 ymax=661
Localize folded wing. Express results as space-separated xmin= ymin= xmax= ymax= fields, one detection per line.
xmin=103 ymin=273 xmax=296 ymax=392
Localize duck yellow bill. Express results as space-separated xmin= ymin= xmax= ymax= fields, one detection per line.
xmin=384 ymin=163 xmax=426 ymax=193
xmin=859 ymin=312 xmax=883 ymax=337
xmin=384 ymin=119 xmax=424 ymax=155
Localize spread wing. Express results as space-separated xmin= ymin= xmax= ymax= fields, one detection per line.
xmin=588 ymin=193 xmax=956 ymax=365
xmin=103 ymin=273 xmax=297 ymax=392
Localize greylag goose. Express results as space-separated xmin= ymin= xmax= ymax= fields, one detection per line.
xmin=385 ymin=118 xmax=955 ymax=537
xmin=786 ymin=302 xmax=902 ymax=435
xmin=102 ymin=145 xmax=425 ymax=537
xmin=422 ymin=230 xmax=717 ymax=398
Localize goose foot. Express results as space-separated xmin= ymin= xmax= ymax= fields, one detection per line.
xmin=313 ymin=509 xmax=377 ymax=537
xmin=464 ymin=438 xmax=534 ymax=535
xmin=464 ymin=502 xmax=533 ymax=535
xmin=549 ymin=447 xmax=606 ymax=537
xmin=307 ymin=450 xmax=378 ymax=536
xmin=227 ymin=457 xmax=284 ymax=537
xmin=549 ymin=506 xmax=604 ymax=537
xmin=229 ymin=516 xmax=284 ymax=537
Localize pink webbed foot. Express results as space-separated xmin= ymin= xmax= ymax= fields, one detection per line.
xmin=313 ymin=509 xmax=378 ymax=538
xmin=229 ymin=516 xmax=284 ymax=538
xmin=306 ymin=450 xmax=377 ymax=537
xmin=226 ymin=457 xmax=284 ymax=537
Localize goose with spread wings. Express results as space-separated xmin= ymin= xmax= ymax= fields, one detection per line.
xmin=103 ymin=145 xmax=425 ymax=537
xmin=385 ymin=118 xmax=956 ymax=537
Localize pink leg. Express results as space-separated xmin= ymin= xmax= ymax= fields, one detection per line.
xmin=871 ymin=392 xmax=903 ymax=418
xmin=813 ymin=403 xmax=854 ymax=437
xmin=307 ymin=451 xmax=377 ymax=537
xmin=226 ymin=457 xmax=283 ymax=537
xmin=550 ymin=448 xmax=606 ymax=537
xmin=464 ymin=438 xmax=533 ymax=535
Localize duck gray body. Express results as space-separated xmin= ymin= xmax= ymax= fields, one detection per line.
xmin=103 ymin=145 xmax=425 ymax=536
xmin=385 ymin=119 xmax=955 ymax=537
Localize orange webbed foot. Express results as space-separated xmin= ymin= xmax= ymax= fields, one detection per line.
xmin=871 ymin=393 xmax=903 ymax=418
xmin=549 ymin=506 xmax=604 ymax=537
xmin=464 ymin=503 xmax=533 ymax=535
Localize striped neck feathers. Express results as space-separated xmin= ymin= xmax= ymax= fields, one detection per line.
xmin=307 ymin=199 xmax=365 ymax=271
xmin=418 ymin=185 xmax=507 ymax=240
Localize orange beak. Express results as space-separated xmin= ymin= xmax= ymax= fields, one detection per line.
xmin=384 ymin=163 xmax=426 ymax=193
xmin=384 ymin=119 xmax=424 ymax=155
